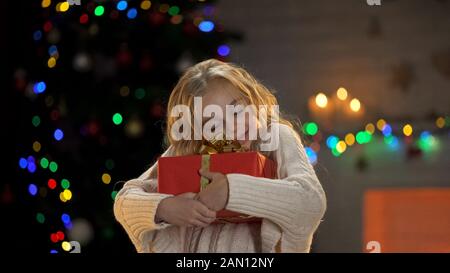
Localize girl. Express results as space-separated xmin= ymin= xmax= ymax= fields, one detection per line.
xmin=113 ymin=59 xmax=326 ymax=253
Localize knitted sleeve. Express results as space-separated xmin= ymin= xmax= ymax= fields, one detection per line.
xmin=113 ymin=146 xmax=175 ymax=252
xmin=225 ymin=124 xmax=327 ymax=249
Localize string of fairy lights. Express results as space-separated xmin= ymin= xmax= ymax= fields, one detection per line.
xmin=301 ymin=87 xmax=449 ymax=165
xmin=20 ymin=0 xmax=230 ymax=253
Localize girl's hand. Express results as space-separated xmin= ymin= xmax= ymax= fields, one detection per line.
xmin=156 ymin=192 xmax=216 ymax=228
xmin=196 ymin=169 xmax=229 ymax=211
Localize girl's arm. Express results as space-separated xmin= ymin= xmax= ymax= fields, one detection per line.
xmin=225 ymin=124 xmax=327 ymax=247
xmin=113 ymin=147 xmax=175 ymax=252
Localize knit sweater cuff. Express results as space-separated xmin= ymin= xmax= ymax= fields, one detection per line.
xmin=116 ymin=192 xmax=174 ymax=239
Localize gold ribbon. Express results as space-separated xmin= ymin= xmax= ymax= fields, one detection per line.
xmin=198 ymin=137 xmax=244 ymax=155
xmin=198 ymin=135 xmax=259 ymax=223
xmin=200 ymin=154 xmax=211 ymax=190
xmin=199 ymin=135 xmax=245 ymax=190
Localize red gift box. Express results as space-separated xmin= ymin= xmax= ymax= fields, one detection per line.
xmin=157 ymin=151 xmax=277 ymax=223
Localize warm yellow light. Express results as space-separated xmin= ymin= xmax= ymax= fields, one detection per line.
xmin=62 ymin=189 xmax=72 ymax=201
xmin=436 ymin=117 xmax=445 ymax=128
xmin=42 ymin=0 xmax=51 ymax=8
xmin=365 ymin=123 xmax=375 ymax=134
xmin=336 ymin=141 xmax=347 ymax=153
xmin=350 ymin=98 xmax=361 ymax=112
xmin=140 ymin=0 xmax=151 ymax=10
xmin=336 ymin=87 xmax=348 ymax=100
xmin=102 ymin=173 xmax=111 ymax=185
xmin=48 ymin=57 xmax=56 ymax=68
xmin=59 ymin=192 xmax=67 ymax=202
xmin=315 ymin=93 xmax=328 ymax=108
xmin=33 ymin=141 xmax=41 ymax=152
xmin=376 ymin=119 xmax=386 ymax=131
xmin=345 ymin=133 xmax=355 ymax=146
xmin=62 ymin=241 xmax=71 ymax=251
xmin=56 ymin=2 xmax=69 ymax=12
xmin=403 ymin=124 xmax=413 ymax=136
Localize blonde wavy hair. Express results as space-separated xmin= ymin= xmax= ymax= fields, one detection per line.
xmin=165 ymin=58 xmax=297 ymax=156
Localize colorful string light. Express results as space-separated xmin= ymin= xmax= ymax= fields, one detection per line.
xmin=33 ymin=81 xmax=47 ymax=94
xmin=127 ymin=8 xmax=137 ymax=19
xmin=315 ymin=93 xmax=328 ymax=108
xmin=116 ymin=1 xmax=127 ymax=11
xmin=217 ymin=45 xmax=230 ymax=57
xmin=54 ymin=129 xmax=64 ymax=141
xmin=199 ymin=20 xmax=214 ymax=32
xmin=112 ymin=113 xmax=123 ymax=125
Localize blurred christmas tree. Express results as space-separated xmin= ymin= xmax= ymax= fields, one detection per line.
xmin=8 ymin=0 xmax=241 ymax=253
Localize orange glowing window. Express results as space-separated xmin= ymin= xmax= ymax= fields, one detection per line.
xmin=363 ymin=188 xmax=450 ymax=253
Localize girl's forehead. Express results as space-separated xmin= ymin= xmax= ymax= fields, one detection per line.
xmin=202 ymin=80 xmax=245 ymax=106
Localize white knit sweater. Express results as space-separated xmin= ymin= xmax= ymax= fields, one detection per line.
xmin=113 ymin=124 xmax=326 ymax=253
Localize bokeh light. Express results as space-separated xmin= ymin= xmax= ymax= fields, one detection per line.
xmin=40 ymin=157 xmax=49 ymax=169
xmin=350 ymin=98 xmax=361 ymax=112
xmin=168 ymin=6 xmax=180 ymax=16
xmin=356 ymin=131 xmax=372 ymax=144
xmin=49 ymin=161 xmax=58 ymax=172
xmin=403 ymin=124 xmax=413 ymax=136
xmin=384 ymin=135 xmax=400 ymax=150
xmin=61 ymin=179 xmax=70 ymax=189
xmin=305 ymin=147 xmax=318 ymax=165
xmin=376 ymin=119 xmax=386 ymax=131
xmin=140 ymin=0 xmax=152 ymax=10
xmin=116 ymin=1 xmax=127 ymax=11
xmin=41 ymin=0 xmax=51 ymax=8
xmin=304 ymin=122 xmax=319 ymax=136
xmin=28 ymin=184 xmax=38 ymax=196
xmin=36 ymin=213 xmax=45 ymax=224
xmin=19 ymin=158 xmax=28 ymax=169
xmin=48 ymin=179 xmax=57 ymax=189
xmin=33 ymin=141 xmax=41 ymax=152
xmin=365 ymin=123 xmax=375 ymax=134
xmin=382 ymin=124 xmax=392 ymax=136
xmin=345 ymin=133 xmax=355 ymax=146
xmin=94 ymin=5 xmax=105 ymax=16
xmin=315 ymin=93 xmax=328 ymax=108
xmin=62 ymin=241 xmax=71 ymax=251
xmin=61 ymin=213 xmax=71 ymax=224
xmin=33 ymin=81 xmax=46 ymax=94
xmin=435 ymin=117 xmax=445 ymax=128
xmin=102 ymin=173 xmax=112 ymax=184
xmin=112 ymin=113 xmax=123 ymax=125
xmin=54 ymin=128 xmax=64 ymax=141
xmin=127 ymin=8 xmax=137 ymax=19
xmin=56 ymin=2 xmax=70 ymax=13
xmin=336 ymin=141 xmax=347 ymax=153
xmin=199 ymin=20 xmax=215 ymax=32
xmin=336 ymin=87 xmax=348 ymax=100
xmin=217 ymin=45 xmax=230 ymax=57
xmin=326 ymin=135 xmax=339 ymax=149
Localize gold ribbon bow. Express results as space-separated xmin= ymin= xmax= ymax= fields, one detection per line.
xmin=198 ymin=136 xmax=244 ymax=190
xmin=197 ymin=135 xmax=259 ymax=223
